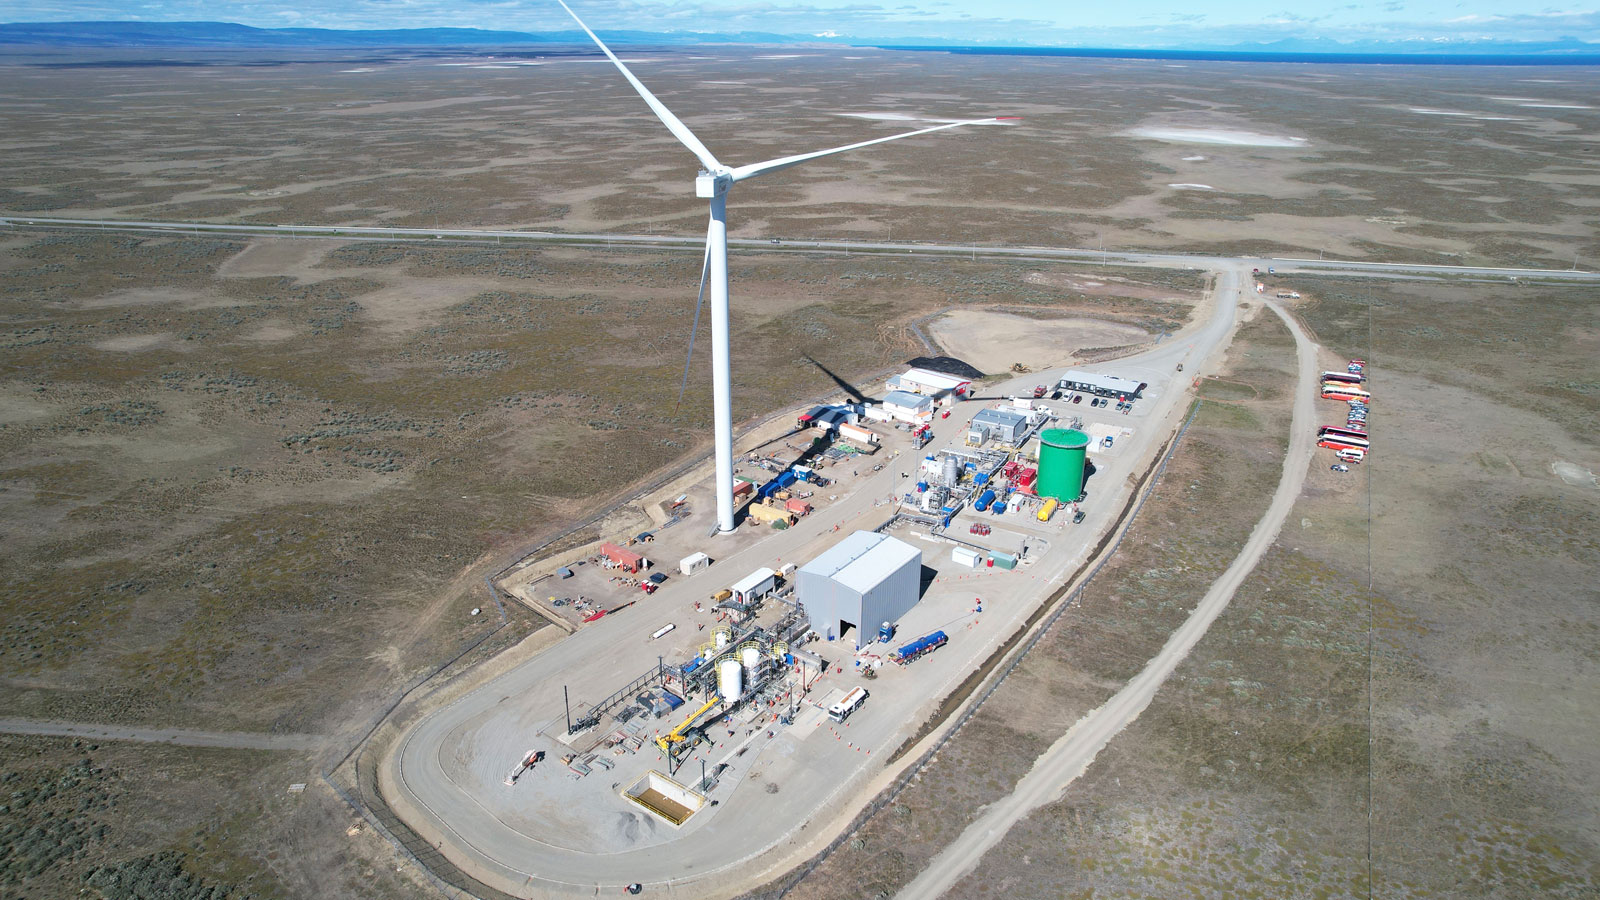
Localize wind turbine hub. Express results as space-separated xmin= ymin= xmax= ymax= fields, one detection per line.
xmin=695 ymin=170 xmax=733 ymax=199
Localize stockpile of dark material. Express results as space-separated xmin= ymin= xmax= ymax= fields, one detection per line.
xmin=905 ymin=356 xmax=984 ymax=379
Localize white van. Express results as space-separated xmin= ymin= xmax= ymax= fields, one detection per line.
xmin=828 ymin=686 xmax=869 ymax=723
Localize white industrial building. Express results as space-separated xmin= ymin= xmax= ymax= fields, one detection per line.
xmin=886 ymin=367 xmax=972 ymax=400
xmin=1057 ymin=369 xmax=1147 ymax=399
xmin=874 ymin=390 xmax=935 ymax=424
xmin=797 ymin=531 xmax=923 ymax=650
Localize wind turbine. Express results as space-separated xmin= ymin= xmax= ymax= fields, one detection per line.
xmin=557 ymin=0 xmax=1012 ymax=534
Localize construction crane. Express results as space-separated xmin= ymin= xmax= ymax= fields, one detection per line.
xmin=655 ymin=696 xmax=723 ymax=753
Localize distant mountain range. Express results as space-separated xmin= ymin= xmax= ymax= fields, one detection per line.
xmin=0 ymin=20 xmax=1595 ymax=58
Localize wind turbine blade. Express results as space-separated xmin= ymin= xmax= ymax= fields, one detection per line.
xmin=676 ymin=228 xmax=713 ymax=411
xmin=728 ymin=117 xmax=1015 ymax=183
xmin=556 ymin=0 xmax=723 ymax=172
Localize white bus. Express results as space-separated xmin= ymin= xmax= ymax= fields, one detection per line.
xmin=1318 ymin=426 xmax=1370 ymax=445
xmin=1322 ymin=385 xmax=1371 ymax=403
xmin=828 ymin=686 xmax=869 ymax=723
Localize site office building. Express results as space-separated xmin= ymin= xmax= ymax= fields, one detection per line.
xmin=797 ymin=531 xmax=922 ymax=650
xmin=1056 ymin=369 xmax=1147 ymax=400
xmin=886 ymin=368 xmax=973 ymax=405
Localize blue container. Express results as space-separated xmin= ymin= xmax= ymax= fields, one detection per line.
xmin=916 ymin=481 xmax=928 ymax=492
xmin=993 ymin=502 xmax=1007 ymax=515
xmin=975 ymin=472 xmax=989 ymax=485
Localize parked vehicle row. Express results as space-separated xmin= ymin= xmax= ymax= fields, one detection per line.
xmin=1320 ymin=360 xmax=1370 ymax=471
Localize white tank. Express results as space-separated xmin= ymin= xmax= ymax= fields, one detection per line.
xmin=942 ymin=456 xmax=958 ymax=487
xmin=741 ymin=644 xmax=761 ymax=671
xmin=713 ymin=626 xmax=731 ymax=648
xmin=718 ymin=658 xmax=743 ymax=703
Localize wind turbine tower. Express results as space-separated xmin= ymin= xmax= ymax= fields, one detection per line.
xmin=558 ymin=1 xmax=1012 ymax=534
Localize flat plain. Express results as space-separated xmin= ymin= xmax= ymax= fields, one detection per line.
xmin=1 ymin=42 xmax=1597 ymax=899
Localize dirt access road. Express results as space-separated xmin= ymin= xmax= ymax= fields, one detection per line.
xmin=0 ymin=717 xmax=324 ymax=752
xmin=897 ymin=297 xmax=1320 ymax=900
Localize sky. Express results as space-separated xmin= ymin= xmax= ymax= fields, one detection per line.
xmin=3 ymin=0 xmax=1597 ymax=46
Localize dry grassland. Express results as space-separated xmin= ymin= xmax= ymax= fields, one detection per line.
xmin=0 ymin=225 xmax=1192 ymax=894
xmin=933 ymin=277 xmax=1599 ymax=898
xmin=0 ymin=731 xmax=437 ymax=900
xmin=0 ymin=50 xmax=1596 ymax=267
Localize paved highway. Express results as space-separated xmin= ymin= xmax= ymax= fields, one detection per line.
xmin=899 ymin=296 xmax=1321 ymax=899
xmin=4 ymin=214 xmax=1597 ymax=283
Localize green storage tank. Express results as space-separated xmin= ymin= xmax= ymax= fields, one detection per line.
xmin=1038 ymin=428 xmax=1089 ymax=501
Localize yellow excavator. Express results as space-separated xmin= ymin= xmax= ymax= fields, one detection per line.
xmin=655 ymin=696 xmax=723 ymax=753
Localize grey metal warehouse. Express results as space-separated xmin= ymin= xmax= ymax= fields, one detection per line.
xmin=968 ymin=408 xmax=1030 ymax=446
xmin=797 ymin=531 xmax=923 ymax=650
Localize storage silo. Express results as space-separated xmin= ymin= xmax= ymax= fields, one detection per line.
xmin=718 ymin=659 xmax=743 ymax=703
xmin=1037 ymin=428 xmax=1089 ymax=501
xmin=739 ymin=642 xmax=762 ymax=676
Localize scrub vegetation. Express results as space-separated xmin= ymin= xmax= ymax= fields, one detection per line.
xmin=767 ymin=306 xmax=1298 ymax=899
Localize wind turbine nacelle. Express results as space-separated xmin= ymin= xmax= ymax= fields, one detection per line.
xmin=696 ymin=172 xmax=732 ymax=198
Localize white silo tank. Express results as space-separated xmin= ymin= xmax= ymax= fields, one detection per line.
xmin=942 ymin=456 xmax=958 ymax=487
xmin=718 ymin=658 xmax=743 ymax=703
xmin=713 ymin=626 xmax=731 ymax=648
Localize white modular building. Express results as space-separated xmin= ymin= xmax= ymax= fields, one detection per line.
xmin=797 ymin=531 xmax=923 ymax=650
xmin=886 ymin=367 xmax=973 ymax=400
xmin=880 ymin=390 xmax=935 ymax=423
xmin=679 ymin=552 xmax=712 ymax=576
xmin=1056 ymin=369 xmax=1147 ymax=399
xmin=730 ymin=567 xmax=777 ymax=604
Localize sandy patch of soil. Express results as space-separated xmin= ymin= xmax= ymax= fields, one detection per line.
xmin=92 ymin=333 xmax=186 ymax=352
xmin=326 ymin=95 xmax=515 ymax=116
xmin=355 ymin=275 xmax=503 ymax=334
xmin=76 ymin=287 xmax=241 ymax=311
xmin=927 ymin=309 xmax=1149 ymax=373
xmin=1551 ymin=460 xmax=1597 ymax=488
xmin=0 ymin=384 xmax=56 ymax=426
xmin=216 ymin=238 xmax=344 ymax=282
xmin=1128 ymin=126 xmax=1309 ymax=147
xmin=238 ymin=321 xmax=300 ymax=342
xmin=1021 ymin=271 xmax=1191 ymax=304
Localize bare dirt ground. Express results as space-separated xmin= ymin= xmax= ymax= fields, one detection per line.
xmin=928 ymin=276 xmax=1600 ymax=898
xmin=927 ymin=310 xmax=1153 ymax=373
